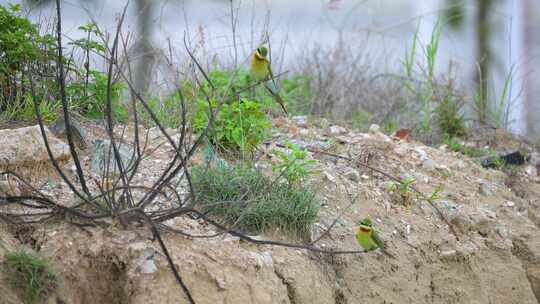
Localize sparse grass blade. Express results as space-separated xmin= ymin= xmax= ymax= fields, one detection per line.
xmin=3 ymin=249 xmax=58 ymax=304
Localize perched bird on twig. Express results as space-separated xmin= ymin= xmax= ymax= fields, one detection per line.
xmin=250 ymin=46 xmax=288 ymax=114
xmin=354 ymin=217 xmax=395 ymax=258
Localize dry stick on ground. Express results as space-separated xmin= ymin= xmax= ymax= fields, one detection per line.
xmin=273 ymin=143 xmax=460 ymax=241
xmin=27 ymin=74 xmax=105 ymax=212
xmin=101 ymin=3 xmax=135 ymax=210
xmin=54 ymin=0 xmax=90 ymax=197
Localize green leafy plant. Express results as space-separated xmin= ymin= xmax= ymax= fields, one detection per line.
xmin=382 ymin=119 xmax=398 ymax=134
xmin=489 ymin=67 xmax=513 ymax=129
xmin=486 ymin=151 xmax=506 ymax=169
xmin=193 ymin=97 xmax=270 ymax=154
xmin=436 ymin=91 xmax=466 ymax=138
xmin=389 ymin=177 xmax=416 ymax=207
xmin=69 ymin=22 xmax=105 ymax=56
xmin=425 ymin=186 xmax=443 ymax=205
xmin=443 ymin=136 xmax=487 ymax=158
xmin=191 ymin=164 xmax=319 ymax=236
xmin=399 ymin=18 xmax=470 ymax=143
xmin=67 ymin=70 xmax=127 ymax=120
xmin=0 ymin=3 xmax=56 ymax=115
xmin=272 ymin=143 xmax=318 ymax=184
xmin=3 ymin=249 xmax=58 ymax=304
xmin=189 ymin=69 xmax=273 ymax=154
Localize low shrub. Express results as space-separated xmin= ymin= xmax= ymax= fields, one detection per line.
xmin=191 ymin=164 xmax=319 ymax=236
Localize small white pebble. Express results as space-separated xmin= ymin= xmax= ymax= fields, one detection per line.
xmin=504 ymin=201 xmax=515 ymax=207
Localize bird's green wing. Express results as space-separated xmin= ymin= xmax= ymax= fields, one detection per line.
xmin=371 ymin=230 xmax=385 ymax=250
xmin=372 ymin=230 xmax=396 ymax=258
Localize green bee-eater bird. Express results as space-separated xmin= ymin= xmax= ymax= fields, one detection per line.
xmin=355 ymin=217 xmax=395 ymax=258
xmin=250 ymin=46 xmax=288 ymax=114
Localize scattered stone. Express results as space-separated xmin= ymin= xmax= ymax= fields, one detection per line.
xmin=495 ymin=224 xmax=509 ymax=239
xmin=469 ymin=207 xmax=497 ymax=237
xmin=368 ymin=124 xmax=380 ymax=133
xmin=527 ymin=269 xmax=540 ymax=300
xmin=525 ymin=165 xmax=537 ymax=177
xmin=288 ymin=139 xmax=332 ymax=152
xmin=438 ymin=200 xmax=461 ymax=221
xmin=292 ymin=115 xmax=308 ymax=127
xmin=422 ymin=159 xmax=437 ymax=171
xmin=0 ymin=181 xmax=20 ymax=196
xmin=287 ymin=123 xmax=299 ymax=136
xmin=414 ymin=147 xmax=428 ymax=161
xmin=49 ymin=114 xmax=87 ymax=149
xmin=90 ymin=139 xmax=135 ymax=176
xmin=478 ymin=183 xmax=493 ymax=196
xmin=326 ymin=125 xmax=347 ymax=136
xmin=439 ymin=249 xmax=458 ymax=260
xmin=394 ymin=144 xmax=408 ymax=156
xmin=504 ymin=201 xmax=515 ymax=208
xmin=343 ymin=168 xmax=360 ymax=182
xmin=528 ymin=204 xmax=540 ymax=227
xmin=450 ymin=213 xmax=472 ymax=235
xmin=323 ymin=171 xmax=336 ymax=183
xmin=453 ymin=159 xmax=467 ymax=169
xmin=139 ymin=248 xmax=158 ymax=274
xmin=530 ymin=152 xmax=540 ymax=167
xmin=0 ymin=125 xmax=71 ymax=167
xmin=299 ymin=128 xmax=310 ymax=136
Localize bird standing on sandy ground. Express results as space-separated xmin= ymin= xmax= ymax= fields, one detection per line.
xmin=250 ymin=46 xmax=288 ymax=114
xmin=354 ymin=217 xmax=395 ymax=258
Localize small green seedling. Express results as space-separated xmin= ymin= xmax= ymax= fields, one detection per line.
xmin=272 ymin=143 xmax=318 ymax=184
xmin=390 ymin=177 xmax=416 ymax=207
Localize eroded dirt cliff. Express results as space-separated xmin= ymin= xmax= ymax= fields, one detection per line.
xmin=1 ymin=119 xmax=539 ymax=304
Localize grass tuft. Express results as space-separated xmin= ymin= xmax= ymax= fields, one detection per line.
xmin=191 ymin=164 xmax=319 ymax=236
xmin=3 ymin=249 xmax=58 ymax=304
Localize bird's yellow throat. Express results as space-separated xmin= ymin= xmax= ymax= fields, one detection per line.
xmin=358 ymin=225 xmax=372 ymax=233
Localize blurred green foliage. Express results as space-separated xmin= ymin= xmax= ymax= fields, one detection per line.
xmin=0 ymin=3 xmax=57 ymax=117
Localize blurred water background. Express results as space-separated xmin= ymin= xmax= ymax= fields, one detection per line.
xmin=3 ymin=0 xmax=539 ymax=139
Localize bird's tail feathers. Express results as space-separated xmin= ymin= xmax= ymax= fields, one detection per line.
xmin=263 ymin=83 xmax=288 ymax=114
